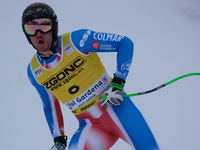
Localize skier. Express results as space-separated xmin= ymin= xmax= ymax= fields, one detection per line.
xmin=22 ymin=2 xmax=160 ymax=150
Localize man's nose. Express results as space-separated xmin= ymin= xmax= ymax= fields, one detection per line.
xmin=35 ymin=30 xmax=43 ymax=36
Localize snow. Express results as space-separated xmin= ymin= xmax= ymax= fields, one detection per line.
xmin=0 ymin=0 xmax=200 ymax=149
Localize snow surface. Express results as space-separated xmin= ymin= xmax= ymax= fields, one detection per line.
xmin=0 ymin=0 xmax=200 ymax=149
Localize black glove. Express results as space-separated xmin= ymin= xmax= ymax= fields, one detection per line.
xmin=99 ymin=76 xmax=125 ymax=107
xmin=51 ymin=136 xmax=67 ymax=150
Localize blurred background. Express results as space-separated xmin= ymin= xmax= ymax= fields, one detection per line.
xmin=0 ymin=0 xmax=200 ymax=149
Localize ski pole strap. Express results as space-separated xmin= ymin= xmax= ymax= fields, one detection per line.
xmin=123 ymin=72 xmax=200 ymax=98
xmin=109 ymin=83 xmax=124 ymax=91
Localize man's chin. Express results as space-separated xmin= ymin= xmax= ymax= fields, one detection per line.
xmin=37 ymin=49 xmax=52 ymax=56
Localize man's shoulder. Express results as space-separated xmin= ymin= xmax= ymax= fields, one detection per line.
xmin=27 ymin=53 xmax=37 ymax=72
xmin=59 ymin=29 xmax=91 ymax=36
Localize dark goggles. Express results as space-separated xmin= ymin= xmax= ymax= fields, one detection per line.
xmin=24 ymin=18 xmax=52 ymax=36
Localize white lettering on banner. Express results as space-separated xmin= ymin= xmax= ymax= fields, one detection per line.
xmin=100 ymin=44 xmax=116 ymax=51
xmin=93 ymin=33 xmax=124 ymax=42
xmin=24 ymin=8 xmax=48 ymax=17
xmin=65 ymin=71 xmax=110 ymax=110
xmin=79 ymin=30 xmax=91 ymax=47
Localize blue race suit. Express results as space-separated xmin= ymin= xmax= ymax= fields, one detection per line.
xmin=27 ymin=29 xmax=159 ymax=150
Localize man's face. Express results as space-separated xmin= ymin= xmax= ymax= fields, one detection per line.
xmin=29 ymin=30 xmax=53 ymax=53
xmin=24 ymin=18 xmax=53 ymax=54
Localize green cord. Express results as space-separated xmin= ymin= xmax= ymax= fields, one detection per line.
xmin=165 ymin=73 xmax=200 ymax=85
xmin=102 ymin=94 xmax=108 ymax=101
xmin=123 ymin=73 xmax=200 ymax=98
xmin=109 ymin=83 xmax=124 ymax=91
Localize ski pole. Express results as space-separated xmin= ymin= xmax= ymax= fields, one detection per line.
xmin=123 ymin=73 xmax=200 ymax=98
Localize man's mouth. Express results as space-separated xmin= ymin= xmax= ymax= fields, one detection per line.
xmin=38 ymin=39 xmax=44 ymax=44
